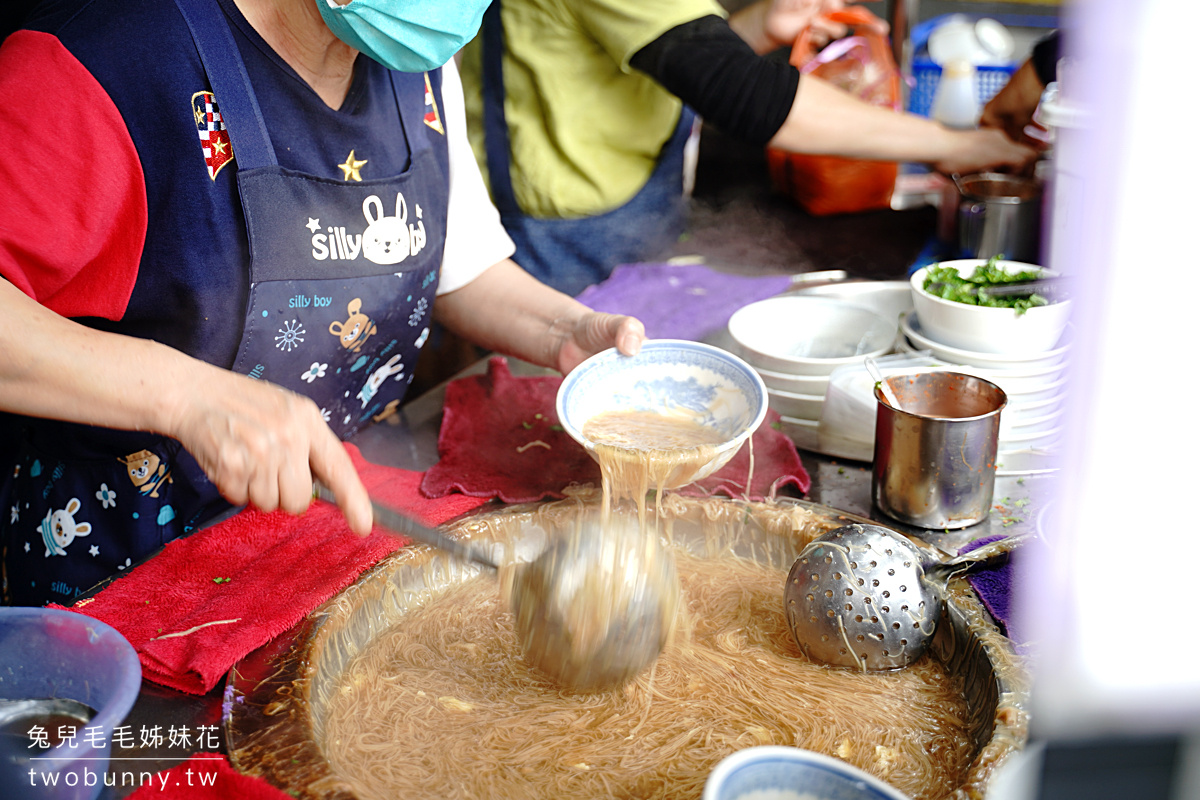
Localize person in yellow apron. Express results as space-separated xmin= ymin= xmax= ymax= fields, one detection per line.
xmin=458 ymin=0 xmax=1038 ymax=296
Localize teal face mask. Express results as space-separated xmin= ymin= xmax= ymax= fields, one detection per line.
xmin=317 ymin=0 xmax=489 ymax=73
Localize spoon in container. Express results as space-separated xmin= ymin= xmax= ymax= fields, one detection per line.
xmin=315 ymin=485 xmax=679 ymax=692
xmin=784 ymin=522 xmax=1022 ymax=671
xmin=864 ymin=356 xmax=903 ymax=411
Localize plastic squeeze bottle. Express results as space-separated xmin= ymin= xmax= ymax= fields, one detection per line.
xmin=931 ymin=60 xmax=981 ymax=129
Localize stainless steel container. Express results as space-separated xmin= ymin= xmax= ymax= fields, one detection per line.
xmin=955 ymin=173 xmax=1043 ymax=263
xmin=872 ymin=372 xmax=1007 ymax=529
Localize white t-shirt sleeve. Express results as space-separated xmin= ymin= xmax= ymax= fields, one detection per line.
xmin=436 ymin=57 xmax=515 ymax=295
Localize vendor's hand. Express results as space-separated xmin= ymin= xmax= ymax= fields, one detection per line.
xmin=0 ymin=281 xmax=371 ymax=534
xmin=433 ymin=259 xmax=646 ymax=376
xmin=551 ymin=312 xmax=646 ymax=375
xmin=760 ymin=0 xmax=888 ymax=52
xmin=761 ymin=0 xmax=844 ymax=51
xmin=167 ymin=368 xmax=373 ymax=536
xmin=980 ymin=59 xmax=1049 ymax=148
xmin=932 ymin=127 xmax=1039 ymax=177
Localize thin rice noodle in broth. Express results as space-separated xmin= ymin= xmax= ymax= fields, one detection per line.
xmin=321 ymin=546 xmax=975 ymax=800
xmin=319 ymin=408 xmax=974 ymax=799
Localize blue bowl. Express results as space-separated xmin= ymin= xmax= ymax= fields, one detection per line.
xmin=556 ymin=340 xmax=768 ymax=485
xmin=0 ymin=607 xmax=141 ymax=800
xmin=704 ymin=746 xmax=912 ymax=800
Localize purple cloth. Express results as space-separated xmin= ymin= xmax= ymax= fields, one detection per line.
xmin=961 ymin=535 xmax=1014 ymax=636
xmin=576 ymin=262 xmax=792 ymax=342
xmin=960 ymin=534 xmax=1042 ymax=647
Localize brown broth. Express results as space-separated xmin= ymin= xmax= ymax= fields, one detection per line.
xmin=583 ymin=410 xmax=724 ymax=529
xmin=321 ymin=549 xmax=973 ymax=800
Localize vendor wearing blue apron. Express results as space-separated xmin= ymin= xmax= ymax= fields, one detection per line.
xmin=473 ymin=0 xmax=699 ymax=298
xmin=0 ymin=0 xmax=645 ymax=607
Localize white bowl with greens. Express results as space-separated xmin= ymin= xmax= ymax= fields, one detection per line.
xmin=910 ymin=258 xmax=1072 ymax=355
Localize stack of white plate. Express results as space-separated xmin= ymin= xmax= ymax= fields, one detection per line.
xmin=898 ymin=312 xmax=1070 ymax=455
xmin=727 ymin=295 xmax=900 ymax=450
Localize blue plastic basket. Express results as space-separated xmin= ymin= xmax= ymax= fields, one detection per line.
xmin=907 ymin=14 xmax=1057 ymax=118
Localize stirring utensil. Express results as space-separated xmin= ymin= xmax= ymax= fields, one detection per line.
xmin=510 ymin=512 xmax=680 ymax=692
xmin=315 ymin=483 xmax=498 ymax=570
xmin=784 ymin=523 xmax=1021 ymax=671
xmin=315 ymin=486 xmax=679 ymax=692
xmin=864 ymin=356 xmax=903 ymax=411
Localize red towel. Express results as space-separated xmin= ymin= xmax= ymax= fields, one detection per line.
xmin=127 ymin=754 xmax=289 ymax=799
xmin=685 ymin=412 xmax=813 ymax=500
xmin=421 ymin=358 xmax=810 ymax=503
xmin=51 ymin=445 xmax=490 ymax=695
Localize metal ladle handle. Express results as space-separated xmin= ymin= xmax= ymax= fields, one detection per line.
xmin=314 ymin=484 xmax=498 ymax=571
xmin=926 ymin=534 xmax=1026 ymax=583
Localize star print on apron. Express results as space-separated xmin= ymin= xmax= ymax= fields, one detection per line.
xmin=0 ymin=0 xmax=447 ymax=606
xmin=188 ymin=6 xmax=446 ymax=439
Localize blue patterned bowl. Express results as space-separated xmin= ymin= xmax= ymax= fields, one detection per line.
xmin=556 ymin=340 xmax=768 ymax=486
xmin=704 ymin=746 xmax=912 ymax=800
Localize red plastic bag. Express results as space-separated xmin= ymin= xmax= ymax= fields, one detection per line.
xmin=766 ymin=7 xmax=902 ymax=216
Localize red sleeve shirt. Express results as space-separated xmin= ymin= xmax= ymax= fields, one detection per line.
xmin=0 ymin=30 xmax=146 ymax=320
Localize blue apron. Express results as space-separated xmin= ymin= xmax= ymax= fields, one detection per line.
xmin=479 ymin=0 xmax=696 ymax=297
xmin=1 ymin=0 xmax=446 ymax=606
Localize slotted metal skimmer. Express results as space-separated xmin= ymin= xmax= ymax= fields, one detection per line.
xmin=784 ymin=523 xmax=1019 ymax=671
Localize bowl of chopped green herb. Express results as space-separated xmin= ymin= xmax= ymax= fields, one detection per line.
xmin=910 ymin=257 xmax=1072 ymax=355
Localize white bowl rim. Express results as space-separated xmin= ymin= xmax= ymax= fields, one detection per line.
xmin=777 ymin=414 xmax=820 ymax=428
xmin=1006 ymin=404 xmax=1067 ymax=429
xmin=910 ymin=260 xmax=1070 ymax=314
xmin=1001 ymin=374 xmax=1070 ymax=398
xmin=767 ymin=387 xmax=827 ymax=402
xmin=904 ymin=353 xmax=1068 ymax=382
xmin=728 ymin=296 xmax=896 ymax=368
xmin=950 ymin=360 xmax=1068 ymax=380
xmin=702 ymin=745 xmax=912 ymax=800
xmin=902 ymin=312 xmax=1072 ymax=365
xmin=1001 ymin=424 xmax=1063 ymax=444
xmin=753 ymin=365 xmax=832 ymax=384
xmin=555 ymin=339 xmax=769 ymax=456
xmin=895 ymin=339 xmax=1069 ymax=375
xmin=1009 ymin=392 xmax=1066 ymax=413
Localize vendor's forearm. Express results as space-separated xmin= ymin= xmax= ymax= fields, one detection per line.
xmin=0 ymin=278 xmax=373 ymax=532
xmin=769 ymin=75 xmax=953 ymax=160
xmin=770 ymin=76 xmax=1036 ymax=173
xmin=433 ymin=259 xmax=589 ymax=371
xmin=0 ymin=279 xmax=203 ymax=435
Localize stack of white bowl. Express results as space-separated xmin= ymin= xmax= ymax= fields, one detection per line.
xmin=727 ymin=295 xmax=898 ymax=450
xmin=905 ymin=261 xmax=1072 ymax=461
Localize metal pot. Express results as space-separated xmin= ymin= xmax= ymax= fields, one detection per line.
xmin=951 ymin=173 xmax=1043 ymax=263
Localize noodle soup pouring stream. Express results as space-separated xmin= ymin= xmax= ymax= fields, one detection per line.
xmin=554 ymin=340 xmax=769 ymax=684
xmin=332 ymin=340 xmax=770 ymax=692
xmin=316 ymin=484 xmax=679 ymax=693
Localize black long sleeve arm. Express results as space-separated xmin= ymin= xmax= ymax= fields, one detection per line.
xmin=629 ymin=15 xmax=800 ymax=146
xmin=1031 ymin=30 xmax=1061 ymax=87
